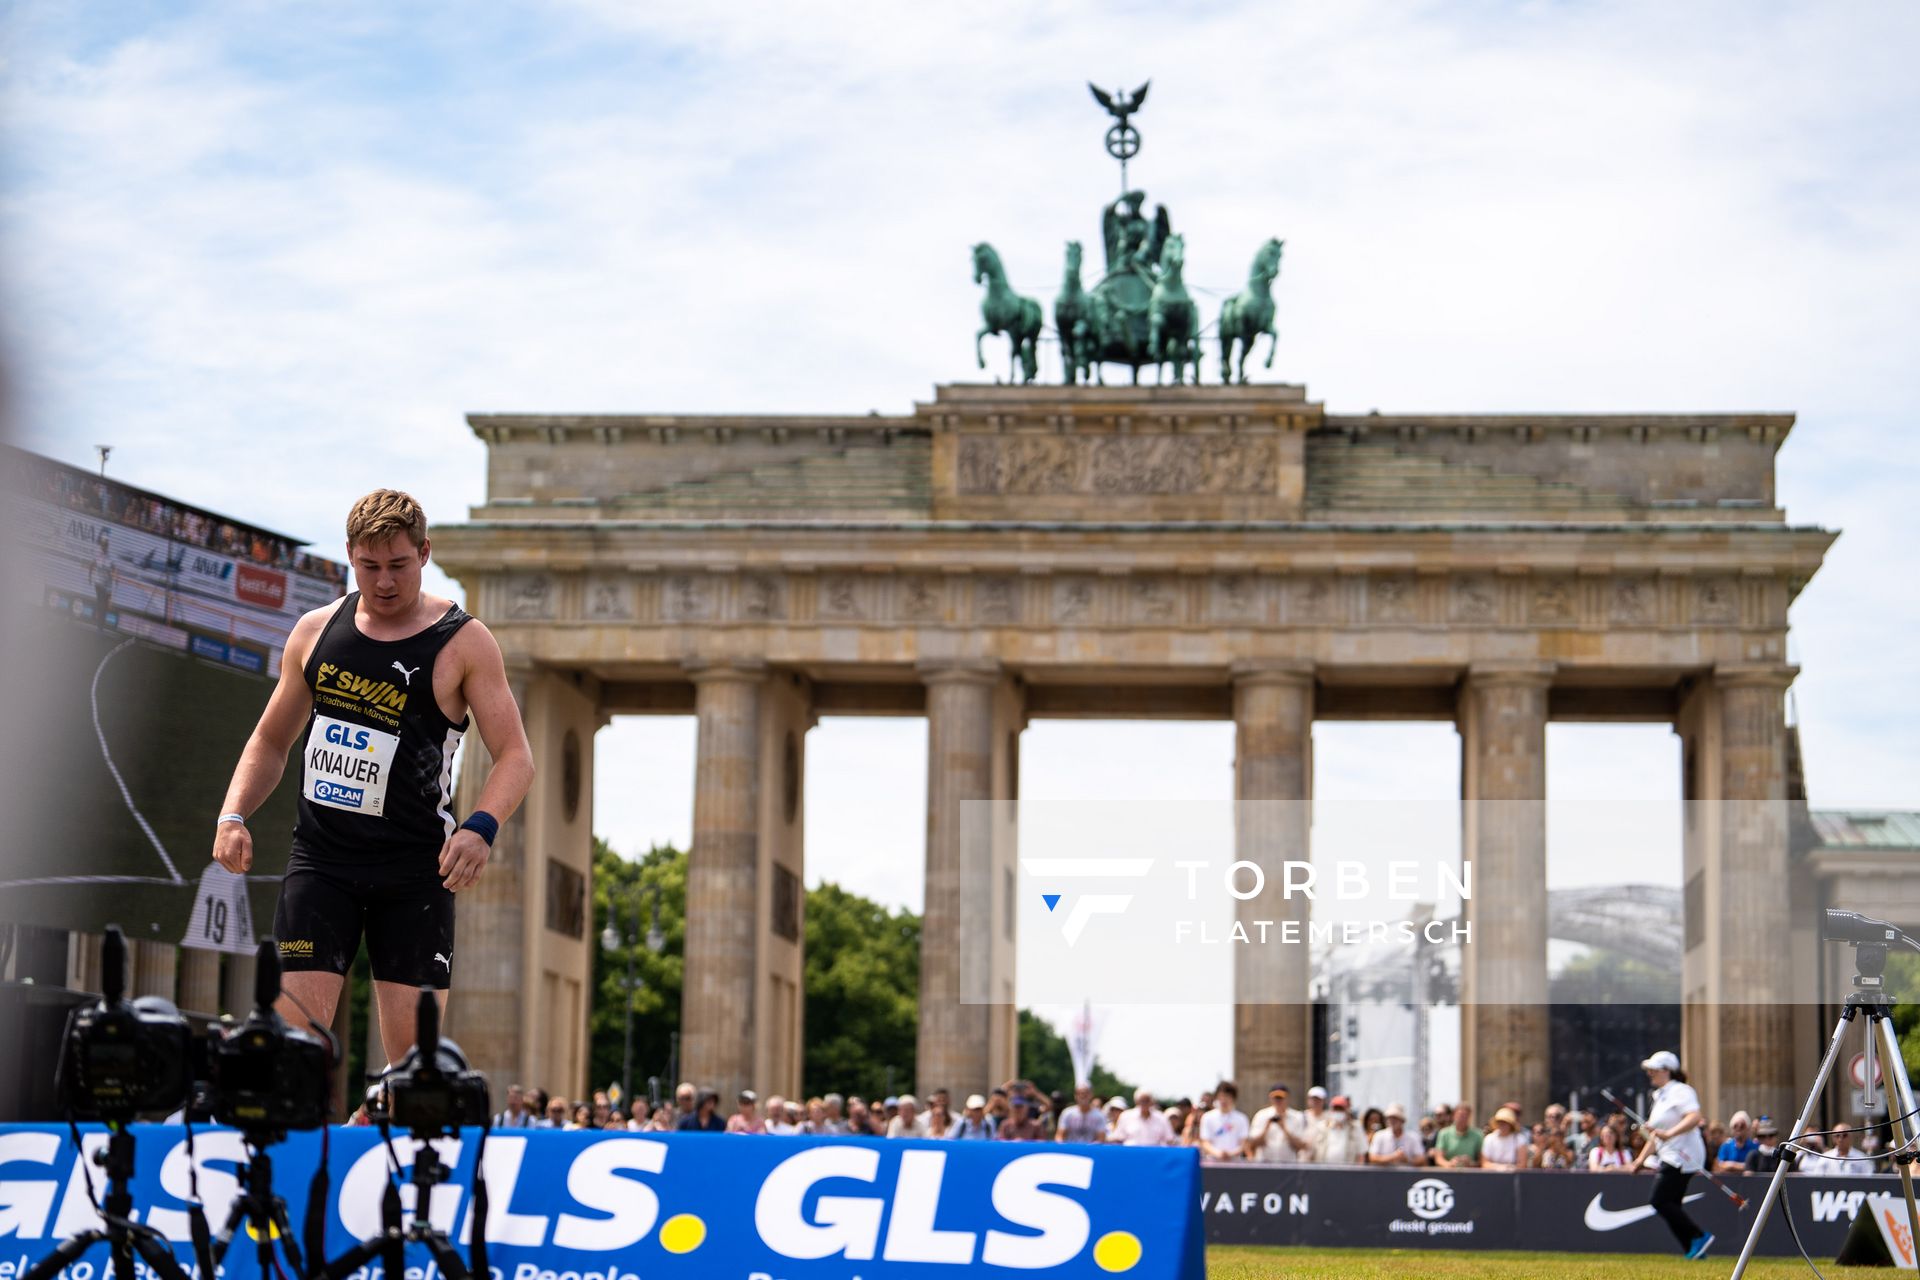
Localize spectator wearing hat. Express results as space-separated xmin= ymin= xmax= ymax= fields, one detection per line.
xmin=887 ymin=1094 xmax=928 ymax=1138
xmin=1367 ymin=1104 xmax=1424 ymax=1166
xmin=1715 ymin=1111 xmax=1758 ymax=1173
xmin=727 ymin=1090 xmax=766 ymax=1134
xmin=1057 ymin=1084 xmax=1110 ymax=1144
xmin=1249 ymin=1083 xmax=1313 ymax=1164
xmin=1744 ymin=1117 xmax=1789 ymax=1174
xmin=1303 ymin=1086 xmax=1330 ymax=1148
xmin=1432 ymin=1102 xmax=1484 ymax=1169
xmin=954 ymin=1094 xmax=998 ymax=1140
xmin=997 ymin=1094 xmax=1047 ymax=1141
xmin=1198 ymin=1082 xmax=1250 ymax=1162
xmin=1635 ymin=1049 xmax=1714 ymax=1261
xmin=1315 ymin=1095 xmax=1367 ymax=1165
xmin=1114 ymin=1089 xmax=1175 ymax=1147
xmin=1481 ymin=1107 xmax=1528 ymax=1170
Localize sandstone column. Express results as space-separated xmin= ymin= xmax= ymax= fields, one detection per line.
xmin=1231 ymin=661 xmax=1314 ymax=1095
xmin=680 ymin=661 xmax=766 ymax=1104
xmin=443 ymin=665 xmax=533 ymax=1103
xmin=918 ymin=661 xmax=999 ymax=1098
xmin=130 ymin=939 xmax=176 ymax=1001
xmin=1459 ymin=662 xmax=1552 ymax=1117
xmin=1712 ymin=664 xmax=1798 ymax=1128
xmin=220 ymin=951 xmax=256 ymax=1019
xmin=176 ymin=947 xmax=222 ymax=1016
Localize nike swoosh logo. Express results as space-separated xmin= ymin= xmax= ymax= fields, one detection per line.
xmin=1584 ymin=1192 xmax=1706 ymax=1231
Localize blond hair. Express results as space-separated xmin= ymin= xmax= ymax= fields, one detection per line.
xmin=345 ymin=490 xmax=428 ymax=552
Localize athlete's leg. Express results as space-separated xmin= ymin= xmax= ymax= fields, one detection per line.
xmin=365 ymin=865 xmax=456 ymax=1066
xmin=372 ymin=981 xmax=449 ymax=1068
xmin=278 ymin=970 xmax=344 ymax=1034
xmin=270 ymin=859 xmax=361 ymax=1030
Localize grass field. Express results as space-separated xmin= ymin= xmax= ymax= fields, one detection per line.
xmin=1207 ymin=1245 xmax=1872 ymax=1276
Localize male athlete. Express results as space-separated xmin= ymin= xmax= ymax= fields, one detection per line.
xmin=211 ymin=490 xmax=534 ymax=1065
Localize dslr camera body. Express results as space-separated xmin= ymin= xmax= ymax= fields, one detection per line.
xmin=205 ymin=937 xmax=333 ymax=1132
xmin=378 ymin=986 xmax=490 ymax=1134
xmin=58 ymin=927 xmax=192 ymax=1119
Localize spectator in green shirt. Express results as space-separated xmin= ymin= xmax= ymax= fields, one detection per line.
xmin=1432 ymin=1101 xmax=1485 ymax=1168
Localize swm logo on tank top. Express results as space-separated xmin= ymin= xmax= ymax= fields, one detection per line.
xmin=314 ymin=660 xmax=408 ymax=728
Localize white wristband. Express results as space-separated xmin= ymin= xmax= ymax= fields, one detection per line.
xmin=218 ymin=813 xmax=247 ymax=826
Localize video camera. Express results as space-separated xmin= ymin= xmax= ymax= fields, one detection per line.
xmin=376 ymin=985 xmax=489 ymax=1134
xmin=206 ymin=938 xmax=331 ymax=1133
xmin=57 ymin=925 xmax=193 ymax=1120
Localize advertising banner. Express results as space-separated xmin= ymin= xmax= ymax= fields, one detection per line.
xmin=5 ymin=447 xmax=345 ymax=677
xmin=0 ymin=1126 xmax=1206 ymax=1280
xmin=1200 ymin=1163 xmax=1905 ymax=1257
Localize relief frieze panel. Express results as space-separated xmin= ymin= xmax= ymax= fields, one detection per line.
xmin=956 ymin=434 xmax=1278 ymax=496
xmin=491 ymin=568 xmax=1769 ymax=632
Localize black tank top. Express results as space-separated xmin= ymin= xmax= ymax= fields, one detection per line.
xmin=292 ymin=593 xmax=472 ymax=859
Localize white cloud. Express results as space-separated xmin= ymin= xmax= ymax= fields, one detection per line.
xmin=6 ymin=0 xmax=1917 ymax=1090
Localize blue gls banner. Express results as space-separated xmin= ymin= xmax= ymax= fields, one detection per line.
xmin=0 ymin=1127 xmax=1205 ymax=1280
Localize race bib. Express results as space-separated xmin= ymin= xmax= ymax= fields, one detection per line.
xmin=302 ymin=714 xmax=399 ymax=816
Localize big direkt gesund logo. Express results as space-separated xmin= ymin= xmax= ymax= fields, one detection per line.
xmin=0 ymin=1132 xmax=1152 ymax=1273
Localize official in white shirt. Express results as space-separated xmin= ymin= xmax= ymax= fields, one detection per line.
xmin=1634 ymin=1050 xmax=1714 ymax=1260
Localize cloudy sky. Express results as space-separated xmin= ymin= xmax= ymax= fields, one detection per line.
xmin=6 ymin=2 xmax=1916 ymax=1095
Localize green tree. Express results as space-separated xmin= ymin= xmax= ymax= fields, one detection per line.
xmin=589 ymin=840 xmax=686 ymax=1107
xmin=1887 ymin=952 xmax=1920 ymax=1083
xmin=1550 ymin=947 xmax=1680 ymax=1003
xmin=803 ymin=881 xmax=920 ymax=1098
xmin=1016 ymin=1009 xmax=1137 ymax=1102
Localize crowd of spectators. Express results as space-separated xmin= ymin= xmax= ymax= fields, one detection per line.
xmin=460 ymin=1078 xmax=1888 ymax=1175
xmin=20 ymin=449 xmax=345 ymax=582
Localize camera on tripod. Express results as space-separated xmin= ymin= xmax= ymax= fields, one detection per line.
xmin=1823 ymin=909 xmax=1902 ymax=988
xmin=206 ymin=940 xmax=330 ymax=1133
xmin=57 ymin=925 xmax=192 ymax=1119
xmin=376 ymin=985 xmax=490 ymax=1134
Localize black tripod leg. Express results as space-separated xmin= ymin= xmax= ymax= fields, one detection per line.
xmin=211 ymin=1196 xmax=250 ymax=1266
xmin=320 ymin=1236 xmax=390 ymax=1280
xmin=382 ymin=1181 xmax=405 ymax=1280
xmin=418 ymin=1232 xmax=470 ymax=1280
xmin=255 ymin=1204 xmax=275 ymax=1280
xmin=127 ymin=1225 xmax=194 ymax=1280
xmin=22 ymin=1232 xmax=105 ymax=1280
xmin=188 ymin=1204 xmax=215 ymax=1280
xmin=111 ymin=1224 xmax=134 ymax=1280
xmin=270 ymin=1199 xmax=305 ymax=1278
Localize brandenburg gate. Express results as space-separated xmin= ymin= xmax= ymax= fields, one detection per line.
xmin=433 ymin=383 xmax=1834 ymax=1126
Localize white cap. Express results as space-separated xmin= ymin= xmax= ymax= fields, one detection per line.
xmin=1642 ymin=1050 xmax=1680 ymax=1072
xmin=1307 ymin=1086 xmax=1328 ymax=1100
xmin=966 ymin=1094 xmax=987 ymax=1109
xmin=1107 ymin=1096 xmax=1127 ymax=1110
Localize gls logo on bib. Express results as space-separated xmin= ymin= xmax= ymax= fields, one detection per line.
xmin=303 ymin=714 xmax=399 ymax=815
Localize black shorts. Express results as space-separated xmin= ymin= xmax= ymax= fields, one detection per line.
xmin=271 ymin=848 xmax=455 ymax=989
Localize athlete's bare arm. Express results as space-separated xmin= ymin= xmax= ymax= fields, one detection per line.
xmin=211 ymin=604 xmax=334 ymax=874
xmin=436 ymin=618 xmax=534 ymax=893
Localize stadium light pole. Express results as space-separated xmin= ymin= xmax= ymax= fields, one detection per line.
xmin=600 ymin=881 xmax=665 ymax=1111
